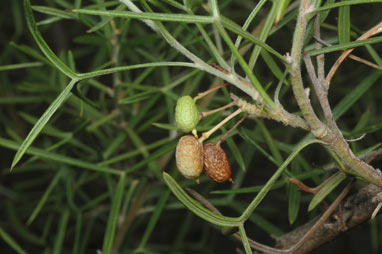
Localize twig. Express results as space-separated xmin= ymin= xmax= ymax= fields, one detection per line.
xmin=194 ymin=82 xmax=231 ymax=101
xmin=371 ymin=201 xmax=382 ymax=220
xmin=216 ymin=113 xmax=248 ymax=147
xmin=314 ymin=13 xmax=326 ymax=89
xmin=289 ymin=171 xmax=341 ymax=194
xmin=303 ymin=53 xmax=334 ymax=127
xmin=199 ymin=108 xmax=243 ymax=143
xmin=185 ymin=188 xmax=222 ymax=215
xmin=346 ymin=53 xmax=382 ymax=70
xmin=364 ymin=148 xmax=382 ymax=164
xmin=326 ymin=21 xmax=382 ymax=84
xmin=313 ymin=36 xmax=382 ymax=71
xmin=200 ymin=102 xmax=235 ymax=118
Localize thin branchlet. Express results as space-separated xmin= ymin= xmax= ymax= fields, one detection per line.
xmin=230 ymin=94 xmax=309 ymax=130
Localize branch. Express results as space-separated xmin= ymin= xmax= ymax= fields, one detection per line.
xmin=290 ymin=1 xmax=382 ymax=187
xmin=288 ymin=0 xmax=328 ymax=139
xmin=275 ymin=184 xmax=382 ymax=254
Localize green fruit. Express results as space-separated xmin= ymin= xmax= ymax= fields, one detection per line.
xmin=175 ymin=95 xmax=200 ymax=132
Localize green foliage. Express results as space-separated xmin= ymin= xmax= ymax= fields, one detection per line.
xmin=308 ymin=172 xmax=347 ymax=212
xmin=1 ymin=0 xmax=382 ymax=253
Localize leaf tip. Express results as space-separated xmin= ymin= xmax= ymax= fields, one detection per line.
xmin=10 ymin=158 xmax=19 ymax=172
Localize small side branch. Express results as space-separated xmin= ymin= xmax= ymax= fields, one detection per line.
xmin=314 ymin=13 xmax=326 ymax=88
xmin=303 ymin=53 xmax=335 ymax=128
xmin=230 ymin=93 xmax=309 ymax=131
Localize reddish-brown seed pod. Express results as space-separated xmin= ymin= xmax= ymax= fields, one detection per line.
xmin=176 ymin=135 xmax=204 ymax=179
xmin=203 ymin=143 xmax=232 ymax=183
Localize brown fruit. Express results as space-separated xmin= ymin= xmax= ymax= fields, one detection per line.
xmin=176 ymin=135 xmax=204 ymax=179
xmin=203 ymin=143 xmax=232 ymax=183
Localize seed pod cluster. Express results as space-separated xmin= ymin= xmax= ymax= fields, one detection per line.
xmin=203 ymin=143 xmax=232 ymax=183
xmin=175 ymin=135 xmax=204 ymax=179
xmin=175 ymin=135 xmax=233 ymax=183
xmin=175 ymin=95 xmax=200 ymax=132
